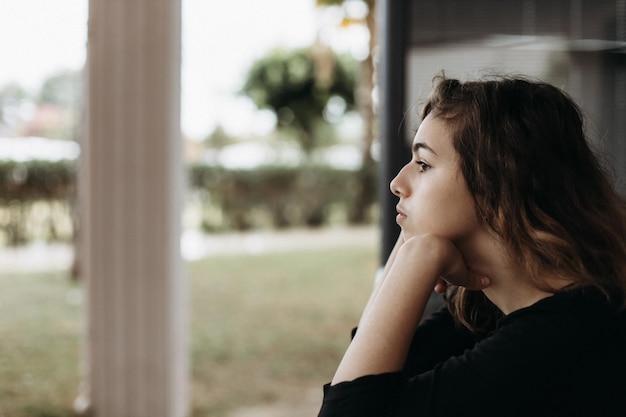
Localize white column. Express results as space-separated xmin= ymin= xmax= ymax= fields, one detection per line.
xmin=77 ymin=0 xmax=187 ymax=416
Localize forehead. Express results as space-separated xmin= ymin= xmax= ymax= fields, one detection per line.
xmin=412 ymin=114 xmax=456 ymax=156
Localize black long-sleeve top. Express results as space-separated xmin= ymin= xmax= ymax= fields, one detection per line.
xmin=318 ymin=288 xmax=626 ymax=417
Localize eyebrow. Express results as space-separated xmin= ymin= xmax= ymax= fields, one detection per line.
xmin=412 ymin=142 xmax=438 ymax=156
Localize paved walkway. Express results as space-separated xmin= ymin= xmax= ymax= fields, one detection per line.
xmin=0 ymin=241 xmax=74 ymax=273
xmin=181 ymin=225 xmax=378 ymax=260
xmin=0 ymin=225 xmax=378 ymax=274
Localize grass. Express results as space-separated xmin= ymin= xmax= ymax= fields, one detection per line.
xmin=0 ymin=241 xmax=377 ymax=417
xmin=189 ymin=245 xmax=377 ymax=416
xmin=0 ymin=271 xmax=82 ymax=417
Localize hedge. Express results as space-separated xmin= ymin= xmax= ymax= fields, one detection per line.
xmin=0 ymin=160 xmax=76 ymax=201
xmin=0 ymin=160 xmax=378 ymax=244
xmin=189 ymin=163 xmax=378 ymax=231
xmin=0 ymin=160 xmax=77 ymax=245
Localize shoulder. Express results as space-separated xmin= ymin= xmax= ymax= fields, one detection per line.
xmin=484 ymin=287 xmax=625 ymax=364
xmin=496 ymin=286 xmax=624 ymax=340
xmin=402 ymin=288 xmax=626 ymax=415
xmin=500 ymin=288 xmax=624 ymax=405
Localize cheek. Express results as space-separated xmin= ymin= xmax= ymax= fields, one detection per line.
xmin=447 ymin=190 xmax=479 ymax=231
xmin=432 ymin=181 xmax=478 ymax=235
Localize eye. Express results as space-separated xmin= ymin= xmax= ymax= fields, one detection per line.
xmin=416 ymin=160 xmax=431 ymax=173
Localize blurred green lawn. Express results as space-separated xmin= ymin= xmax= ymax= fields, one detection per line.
xmin=0 ymin=244 xmax=377 ymax=417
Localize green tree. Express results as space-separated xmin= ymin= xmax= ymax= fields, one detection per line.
xmin=241 ymin=46 xmax=357 ymax=155
xmin=38 ymin=69 xmax=82 ymax=108
xmin=204 ymin=125 xmax=238 ymax=149
xmin=34 ymin=69 xmax=83 ymax=140
xmin=316 ymin=0 xmax=378 ymax=223
xmin=0 ymin=82 xmax=30 ymax=135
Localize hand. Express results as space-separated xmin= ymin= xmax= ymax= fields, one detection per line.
xmin=400 ymin=234 xmax=490 ymax=292
xmin=332 ymin=233 xmax=490 ymax=384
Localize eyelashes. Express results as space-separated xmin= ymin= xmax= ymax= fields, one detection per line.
xmin=416 ymin=160 xmax=431 ymax=173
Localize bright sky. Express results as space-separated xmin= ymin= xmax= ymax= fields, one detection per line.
xmin=0 ymin=0 xmax=365 ymax=140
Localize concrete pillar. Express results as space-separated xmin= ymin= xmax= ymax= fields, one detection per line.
xmin=77 ymin=0 xmax=187 ymax=416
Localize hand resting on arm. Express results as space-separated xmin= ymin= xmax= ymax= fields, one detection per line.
xmin=331 ymin=233 xmax=489 ymax=385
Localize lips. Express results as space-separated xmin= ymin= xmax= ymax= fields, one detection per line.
xmin=396 ymin=205 xmax=407 ymax=221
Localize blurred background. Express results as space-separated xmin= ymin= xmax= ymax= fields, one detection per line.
xmin=1 ymin=2 xmax=377 ymax=416
xmin=1 ymin=1 xmax=625 ymax=416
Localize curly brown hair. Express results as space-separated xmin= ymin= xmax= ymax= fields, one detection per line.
xmin=421 ymin=75 xmax=626 ymax=332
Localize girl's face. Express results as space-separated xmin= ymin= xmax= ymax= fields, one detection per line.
xmin=390 ymin=114 xmax=479 ymax=244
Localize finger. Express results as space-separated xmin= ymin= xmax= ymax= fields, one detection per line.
xmin=463 ymin=275 xmax=491 ymax=291
xmin=434 ymin=281 xmax=447 ymax=293
xmin=433 ymin=277 xmax=449 ymax=294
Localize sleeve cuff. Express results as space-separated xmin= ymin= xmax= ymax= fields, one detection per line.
xmin=318 ymin=373 xmax=403 ymax=417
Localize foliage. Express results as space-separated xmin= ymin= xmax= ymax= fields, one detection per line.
xmin=29 ymin=70 xmax=83 ymax=140
xmin=37 ymin=70 xmax=83 ymax=109
xmin=0 ymin=160 xmax=377 ymax=245
xmin=0 ymin=160 xmax=77 ymax=245
xmin=0 ymin=70 xmax=82 ymax=140
xmin=317 ymin=0 xmax=344 ymax=5
xmin=0 ymin=82 xmax=31 ymax=135
xmin=315 ymin=0 xmax=379 ymax=224
xmin=241 ymin=46 xmax=358 ymax=154
xmin=203 ymin=126 xmax=238 ymax=149
xmin=0 ymin=160 xmax=76 ymax=201
xmin=189 ymin=163 xmax=378 ymax=231
xmin=316 ymin=0 xmax=375 ymax=17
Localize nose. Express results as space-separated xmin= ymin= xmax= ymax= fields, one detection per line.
xmin=390 ymin=170 xmax=405 ymax=197
xmin=390 ymin=163 xmax=411 ymax=197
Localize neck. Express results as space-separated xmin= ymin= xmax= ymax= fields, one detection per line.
xmin=457 ymin=231 xmax=557 ymax=315
xmin=482 ymin=279 xmax=554 ymax=315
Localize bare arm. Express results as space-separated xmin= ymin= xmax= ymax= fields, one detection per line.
xmin=358 ymin=233 xmax=405 ymax=327
xmin=332 ymin=234 xmax=488 ymax=384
